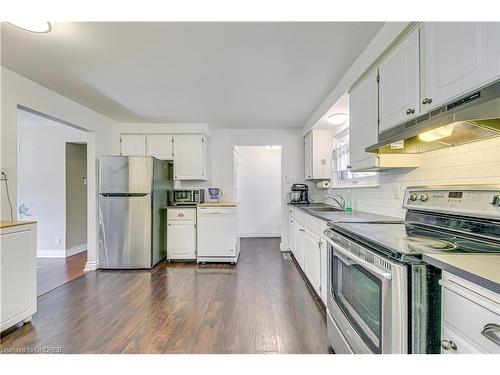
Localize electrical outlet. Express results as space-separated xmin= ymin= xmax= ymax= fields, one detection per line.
xmin=0 ymin=167 xmax=8 ymax=180
xmin=55 ymin=236 xmax=61 ymax=245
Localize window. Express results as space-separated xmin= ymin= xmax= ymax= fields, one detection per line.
xmin=331 ymin=129 xmax=379 ymax=188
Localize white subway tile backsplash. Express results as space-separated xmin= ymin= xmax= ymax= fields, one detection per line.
xmin=457 ymin=150 xmax=485 ymax=165
xmin=328 ymin=138 xmax=500 ymax=218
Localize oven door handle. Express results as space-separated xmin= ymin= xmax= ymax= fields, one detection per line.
xmin=325 ymin=236 xmax=393 ymax=281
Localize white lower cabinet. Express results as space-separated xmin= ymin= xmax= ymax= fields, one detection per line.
xmin=304 ymin=229 xmax=321 ymax=295
xmin=440 ymin=272 xmax=500 ymax=354
xmin=288 ymin=215 xmax=295 ymax=253
xmin=1 ymin=223 xmax=37 ymax=333
xmin=288 ymin=207 xmax=328 ymax=302
xmin=167 ymin=208 xmax=196 ymax=260
xmin=293 ymin=221 xmax=305 ymax=271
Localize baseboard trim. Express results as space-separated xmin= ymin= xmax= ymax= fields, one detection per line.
xmin=66 ymin=243 xmax=87 ymax=257
xmin=37 ymin=249 xmax=66 ymax=258
xmin=84 ymin=261 xmax=98 ymax=272
xmin=238 ymin=232 xmax=281 ymax=238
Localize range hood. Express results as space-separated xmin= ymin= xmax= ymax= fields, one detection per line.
xmin=366 ymin=80 xmax=500 ymax=154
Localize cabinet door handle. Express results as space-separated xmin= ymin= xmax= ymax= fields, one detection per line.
xmin=481 ymin=323 xmax=500 ymax=346
xmin=422 ymin=98 xmax=433 ymax=105
xmin=440 ymin=339 xmax=457 ymax=351
xmin=406 ymin=108 xmax=415 ymax=115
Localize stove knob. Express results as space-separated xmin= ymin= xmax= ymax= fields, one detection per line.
xmin=419 ymin=193 xmax=429 ymax=202
xmin=409 ymin=193 xmax=418 ymax=201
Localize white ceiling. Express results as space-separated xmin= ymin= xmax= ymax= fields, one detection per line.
xmin=2 ymin=22 xmax=383 ymax=128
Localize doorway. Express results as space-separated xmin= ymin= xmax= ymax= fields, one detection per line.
xmin=234 ymin=146 xmax=282 ymax=238
xmin=16 ymin=108 xmax=88 ymax=296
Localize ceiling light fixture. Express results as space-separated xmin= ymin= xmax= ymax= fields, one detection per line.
xmin=327 ymin=113 xmax=348 ymax=125
xmin=7 ymin=21 xmax=52 ymax=34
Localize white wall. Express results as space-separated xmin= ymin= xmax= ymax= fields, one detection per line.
xmin=17 ymin=122 xmax=86 ymax=256
xmin=66 ymin=143 xmax=87 ymax=253
xmin=209 ymin=129 xmax=304 ymax=249
xmin=327 ymin=137 xmax=500 ymax=219
xmin=1 ymin=67 xmax=120 ymax=270
xmin=235 ymin=146 xmax=281 ymax=237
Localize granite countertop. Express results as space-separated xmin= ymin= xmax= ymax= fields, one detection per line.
xmin=288 ymin=203 xmax=401 ymax=223
xmin=423 ymin=253 xmax=500 ymax=294
xmin=198 ymin=201 xmax=238 ymax=208
xmin=0 ymin=221 xmax=37 ymax=229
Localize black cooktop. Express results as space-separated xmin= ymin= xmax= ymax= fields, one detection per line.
xmin=330 ymin=222 xmax=500 ymax=256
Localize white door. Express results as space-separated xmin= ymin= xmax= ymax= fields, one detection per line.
xmin=120 ymin=134 xmax=146 ymax=156
xmin=288 ymin=217 xmax=295 ymax=252
xmin=146 ymin=135 xmax=173 ymax=160
xmin=304 ymin=132 xmax=313 ymax=180
xmin=304 ymin=229 xmax=321 ymax=294
xmin=422 ymin=22 xmax=500 ymax=111
xmin=349 ymin=69 xmax=379 ymax=171
xmin=167 ymin=221 xmax=196 ymax=260
xmin=293 ymin=221 xmax=305 ymax=271
xmin=173 ymin=135 xmax=206 ymax=180
xmin=379 ymin=29 xmax=420 ymax=132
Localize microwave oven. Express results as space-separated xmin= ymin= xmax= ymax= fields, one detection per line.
xmin=170 ymin=189 xmax=205 ymax=206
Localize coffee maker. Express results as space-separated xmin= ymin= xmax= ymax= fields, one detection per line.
xmin=289 ymin=183 xmax=310 ymax=205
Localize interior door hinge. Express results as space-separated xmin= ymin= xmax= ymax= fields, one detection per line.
xmin=376 ymin=74 xmax=380 ymax=83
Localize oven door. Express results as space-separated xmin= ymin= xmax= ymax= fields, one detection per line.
xmin=326 ymin=232 xmax=407 ymax=354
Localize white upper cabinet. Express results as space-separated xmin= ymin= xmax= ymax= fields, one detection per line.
xmin=173 ymin=135 xmax=207 ymax=180
xmin=304 ymin=129 xmax=332 ymax=180
xmin=146 ymin=134 xmax=173 ymax=160
xmin=349 ymin=69 xmax=379 ymax=171
xmin=422 ymin=22 xmax=500 ymax=111
xmin=379 ymin=29 xmax=420 ymax=132
xmin=120 ymin=134 xmax=146 ymax=156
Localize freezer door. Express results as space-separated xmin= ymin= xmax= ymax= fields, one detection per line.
xmin=99 ymin=156 xmax=153 ymax=194
xmin=98 ymin=193 xmax=152 ymax=268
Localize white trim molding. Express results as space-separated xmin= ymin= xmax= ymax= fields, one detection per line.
xmin=238 ymin=232 xmax=281 ymax=238
xmin=66 ymin=243 xmax=87 ymax=257
xmin=83 ymin=260 xmax=98 ymax=272
xmin=37 ymin=249 xmax=66 ymax=258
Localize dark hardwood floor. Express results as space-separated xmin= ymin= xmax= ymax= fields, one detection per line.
xmin=0 ymin=239 xmax=331 ymax=354
xmin=36 ymin=251 xmax=87 ymax=296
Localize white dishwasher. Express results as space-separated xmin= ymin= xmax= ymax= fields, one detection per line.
xmin=196 ymin=206 xmax=240 ymax=264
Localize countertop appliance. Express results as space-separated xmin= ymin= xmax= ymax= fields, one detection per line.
xmin=98 ymin=156 xmax=173 ymax=269
xmin=170 ymin=189 xmax=204 ymax=206
xmin=289 ymin=183 xmax=310 ymax=204
xmin=208 ymin=187 xmax=222 ymax=203
xmin=197 ymin=206 xmax=240 ymax=264
xmin=325 ymin=185 xmax=500 ymax=354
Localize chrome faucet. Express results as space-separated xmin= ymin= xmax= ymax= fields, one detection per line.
xmin=324 ymin=193 xmax=345 ymax=210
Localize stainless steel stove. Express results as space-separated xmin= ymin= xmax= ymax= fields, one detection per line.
xmin=324 ymin=185 xmax=500 ymax=354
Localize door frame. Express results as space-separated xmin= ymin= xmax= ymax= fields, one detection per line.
xmin=17 ymin=105 xmax=98 ymax=272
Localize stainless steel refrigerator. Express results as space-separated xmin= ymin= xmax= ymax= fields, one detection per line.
xmin=98 ymin=156 xmax=173 ymax=269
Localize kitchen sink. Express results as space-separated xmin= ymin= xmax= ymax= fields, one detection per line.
xmin=309 ymin=207 xmax=342 ymax=212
